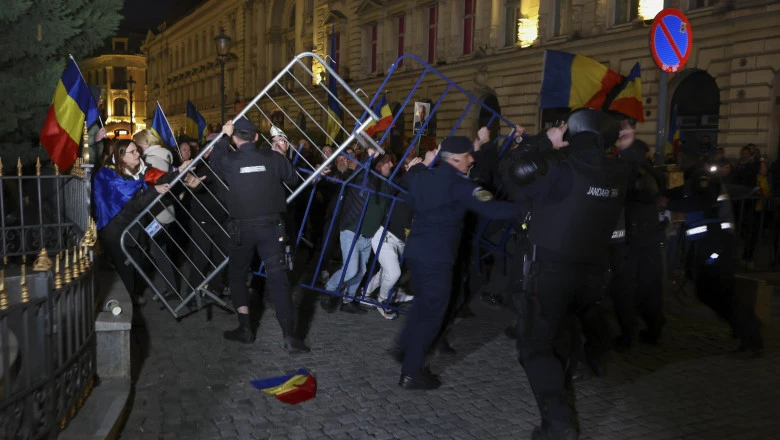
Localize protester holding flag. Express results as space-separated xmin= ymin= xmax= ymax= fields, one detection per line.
xmin=132 ymin=129 xmax=180 ymax=300
xmin=93 ymin=140 xmax=199 ymax=304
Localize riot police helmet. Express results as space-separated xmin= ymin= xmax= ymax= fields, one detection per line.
xmin=565 ymin=108 xmax=621 ymax=150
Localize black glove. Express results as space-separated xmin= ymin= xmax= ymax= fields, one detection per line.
xmin=509 ymin=150 xmax=564 ymax=185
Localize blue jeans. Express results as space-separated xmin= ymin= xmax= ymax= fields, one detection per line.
xmin=325 ymin=230 xmax=372 ymax=297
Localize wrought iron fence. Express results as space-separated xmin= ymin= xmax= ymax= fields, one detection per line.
xmin=0 ymin=158 xmax=97 ymax=439
xmin=1 ymin=158 xmax=91 ymax=258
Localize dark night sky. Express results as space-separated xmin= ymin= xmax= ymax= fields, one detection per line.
xmin=119 ymin=0 xmax=204 ymax=34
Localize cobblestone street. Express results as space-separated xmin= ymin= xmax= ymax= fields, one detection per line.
xmin=119 ymin=276 xmax=780 ymax=440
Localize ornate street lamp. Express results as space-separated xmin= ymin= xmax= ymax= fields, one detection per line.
xmin=127 ymin=76 xmax=136 ymax=134
xmin=214 ymin=27 xmax=232 ymax=124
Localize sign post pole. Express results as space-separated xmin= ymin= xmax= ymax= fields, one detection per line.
xmin=650 ymin=4 xmax=692 ymax=165
xmin=655 ymin=73 xmax=668 ymax=165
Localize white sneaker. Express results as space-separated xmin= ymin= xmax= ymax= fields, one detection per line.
xmin=393 ymin=289 xmax=414 ymax=304
xmin=377 ymin=307 xmax=398 ymax=320
xmin=319 ymin=270 xmax=330 ymax=284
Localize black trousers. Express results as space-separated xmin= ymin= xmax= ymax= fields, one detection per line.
xmin=692 ymin=230 xmax=762 ymax=349
xmin=228 ymin=218 xmax=295 ymax=335
xmin=398 ymin=258 xmax=452 ymax=376
xmin=148 ymin=224 xmax=180 ymax=295
xmin=609 ymin=240 xmax=665 ymax=337
xmin=516 ymin=259 xmax=610 ymax=430
xmin=100 ymin=221 xmax=143 ymax=297
xmin=191 ymin=221 xmax=229 ymax=291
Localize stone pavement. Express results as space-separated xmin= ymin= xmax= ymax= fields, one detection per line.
xmin=119 ymin=277 xmax=780 ymax=440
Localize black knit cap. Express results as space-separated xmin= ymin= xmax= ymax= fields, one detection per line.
xmin=440 ymin=136 xmax=472 ymax=154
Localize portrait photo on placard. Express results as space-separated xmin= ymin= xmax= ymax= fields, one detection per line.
xmin=413 ymin=102 xmax=430 ymax=136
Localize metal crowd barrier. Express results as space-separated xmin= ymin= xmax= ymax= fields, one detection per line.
xmin=120 ymin=52 xmax=382 ymax=318
xmin=122 ymin=52 xmax=521 ymax=319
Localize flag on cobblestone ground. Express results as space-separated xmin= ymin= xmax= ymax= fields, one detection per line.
xmin=39 ymin=57 xmax=100 ymax=170
xmin=251 ymin=369 xmax=317 ymax=405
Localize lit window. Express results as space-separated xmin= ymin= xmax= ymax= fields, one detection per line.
xmin=615 ymin=0 xmax=639 ymax=24
xmin=505 ymin=1 xmax=521 ymax=47
xmin=463 ymin=0 xmax=476 ymax=55
xmin=555 ymin=0 xmax=571 ymax=36
xmin=397 ymin=15 xmax=405 ymax=67
xmin=427 ymin=6 xmax=438 ymax=64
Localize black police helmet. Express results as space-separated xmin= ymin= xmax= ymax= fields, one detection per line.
xmin=566 ymin=108 xmax=621 ymax=150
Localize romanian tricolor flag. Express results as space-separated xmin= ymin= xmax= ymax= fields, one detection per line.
xmin=150 ymin=103 xmax=177 ymax=149
xmin=326 ymin=26 xmax=343 ymax=142
xmin=665 ymin=105 xmax=681 ymax=157
xmin=364 ymin=95 xmax=394 ymax=137
xmin=39 ymin=58 xmax=100 ymax=171
xmin=186 ymin=100 xmax=208 ymax=141
xmin=540 ymin=50 xmax=623 ymax=110
xmin=251 ymin=369 xmax=317 ymax=405
xmin=608 ymin=62 xmax=644 ymax=122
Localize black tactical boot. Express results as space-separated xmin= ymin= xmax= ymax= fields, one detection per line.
xmin=223 ymin=313 xmax=255 ymax=344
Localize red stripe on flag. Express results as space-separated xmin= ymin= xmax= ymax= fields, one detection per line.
xmin=144 ymin=167 xmax=168 ymax=184
xmin=583 ymin=70 xmax=624 ymax=109
xmin=39 ymin=104 xmax=79 ymax=170
xmin=609 ymin=97 xmax=645 ymax=122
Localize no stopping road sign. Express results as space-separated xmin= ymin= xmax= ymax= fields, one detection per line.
xmin=650 ymin=8 xmax=693 ymax=73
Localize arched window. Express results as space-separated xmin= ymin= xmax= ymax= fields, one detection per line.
xmin=113 ymin=98 xmax=128 ymax=116
xmin=289 ymin=5 xmax=296 ymax=27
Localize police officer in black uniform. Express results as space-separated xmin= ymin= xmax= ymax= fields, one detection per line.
xmin=662 ymin=141 xmax=763 ymax=358
xmin=501 ymin=109 xmax=629 ymax=440
xmin=610 ymin=118 xmax=666 ymax=350
xmin=396 ymin=136 xmax=522 ymax=390
xmin=210 ymin=117 xmax=309 ymax=353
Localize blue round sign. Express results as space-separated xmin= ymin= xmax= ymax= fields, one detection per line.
xmin=650 ymin=9 xmax=693 ymax=73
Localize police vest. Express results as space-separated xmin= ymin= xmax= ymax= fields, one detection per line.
xmin=224 ymin=146 xmax=289 ymax=219
xmin=611 ymin=209 xmax=626 ymax=245
xmin=684 ymin=191 xmax=734 ymax=241
xmin=529 ymin=154 xmax=628 ymax=260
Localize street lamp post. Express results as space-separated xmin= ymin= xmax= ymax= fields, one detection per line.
xmin=127 ymin=76 xmax=136 ymax=134
xmin=214 ymin=27 xmax=232 ymax=125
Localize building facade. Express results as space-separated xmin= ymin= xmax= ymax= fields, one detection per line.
xmin=81 ymin=37 xmax=148 ymax=138
xmin=142 ymin=0 xmax=780 ymax=159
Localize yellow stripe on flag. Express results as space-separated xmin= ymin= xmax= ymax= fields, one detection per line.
xmin=53 ymin=81 xmax=87 ymax=145
xmin=569 ymin=55 xmax=609 ymax=109
xmin=261 ymin=374 xmax=309 ymax=396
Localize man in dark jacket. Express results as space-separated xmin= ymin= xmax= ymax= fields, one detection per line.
xmin=610 ymin=118 xmax=666 ymax=350
xmin=210 ymin=118 xmax=308 ymax=353
xmin=396 ymin=136 xmax=522 ymax=391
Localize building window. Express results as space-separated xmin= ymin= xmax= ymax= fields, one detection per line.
xmin=290 ymin=5 xmax=296 ymax=27
xmin=463 ymin=0 xmax=476 ymax=56
xmin=554 ymin=0 xmax=571 ymax=36
xmin=689 ymin=0 xmax=718 ymax=8
xmin=427 ymin=6 xmax=438 ymax=64
xmin=615 ymin=0 xmax=639 ymax=24
xmin=397 ymin=15 xmax=405 ymax=67
xmin=113 ymin=98 xmax=127 ymax=116
xmin=505 ymin=1 xmax=521 ymax=47
xmin=369 ymin=23 xmax=377 ymax=74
